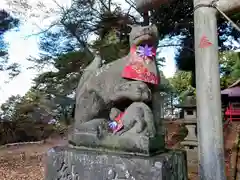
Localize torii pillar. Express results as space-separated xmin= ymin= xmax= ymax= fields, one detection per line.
xmin=135 ymin=0 xmax=240 ymax=179
xmin=194 ymin=0 xmax=240 ymax=179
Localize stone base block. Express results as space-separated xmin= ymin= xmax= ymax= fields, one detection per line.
xmin=69 ymin=132 xmax=165 ymax=156
xmin=185 ymin=149 xmax=198 ymax=165
xmin=180 ymin=140 xmax=198 ymax=150
xmin=45 ymin=146 xmax=188 ymax=180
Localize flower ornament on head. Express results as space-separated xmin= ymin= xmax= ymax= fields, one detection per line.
xmin=136 ymin=45 xmax=156 ymax=58
xmin=122 ymin=42 xmax=160 ymax=85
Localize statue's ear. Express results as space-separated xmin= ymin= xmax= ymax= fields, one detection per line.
xmin=151 ymin=24 xmax=158 ymax=34
xmin=151 ymin=24 xmax=157 ymax=29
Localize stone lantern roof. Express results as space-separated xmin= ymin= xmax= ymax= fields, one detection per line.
xmin=175 ymin=95 xmax=196 ymax=108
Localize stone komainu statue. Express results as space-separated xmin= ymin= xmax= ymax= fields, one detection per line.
xmin=69 ymin=24 xmax=164 ymax=155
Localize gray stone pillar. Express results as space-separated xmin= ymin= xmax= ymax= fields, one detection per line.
xmin=180 ymin=120 xmax=198 ymax=150
xmin=184 ymin=124 xmax=197 ymax=142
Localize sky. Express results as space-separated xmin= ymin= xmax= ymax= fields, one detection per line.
xmin=0 ymin=0 xmax=177 ymax=105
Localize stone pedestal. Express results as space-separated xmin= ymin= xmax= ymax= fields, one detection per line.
xmin=180 ymin=120 xmax=198 ymax=150
xmin=184 ymin=124 xmax=197 ymax=142
xmin=45 ymin=146 xmax=188 ymax=180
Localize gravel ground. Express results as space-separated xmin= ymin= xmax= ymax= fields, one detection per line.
xmin=0 ymin=138 xmax=67 ymax=180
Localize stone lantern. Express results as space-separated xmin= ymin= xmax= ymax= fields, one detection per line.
xmin=176 ymin=95 xmax=197 ymax=121
xmin=175 ymin=95 xmax=198 ymax=150
xmin=175 ymin=95 xmax=198 ymax=170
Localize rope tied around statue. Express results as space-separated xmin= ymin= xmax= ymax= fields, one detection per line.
xmin=193 ymin=0 xmax=240 ymax=33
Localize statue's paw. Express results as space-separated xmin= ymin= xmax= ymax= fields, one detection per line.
xmin=96 ymin=125 xmax=103 ymax=138
xmin=112 ymin=131 xmax=120 ymax=136
xmin=136 ymin=128 xmax=144 ymax=134
xmin=113 ymin=129 xmax=127 ymax=136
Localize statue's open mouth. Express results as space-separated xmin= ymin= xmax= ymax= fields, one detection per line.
xmin=133 ymin=33 xmax=156 ymax=46
xmin=113 ymin=99 xmax=134 ymax=112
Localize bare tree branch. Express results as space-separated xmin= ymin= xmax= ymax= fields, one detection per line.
xmin=127 ymin=6 xmax=132 ymax=14
xmin=24 ymin=22 xmax=60 ymax=38
xmin=98 ymin=0 xmax=111 ymax=12
xmin=108 ymin=0 xmax=112 ymax=11
xmin=127 ymin=14 xmax=139 ymax=24
xmin=158 ymin=44 xmax=194 ymax=52
xmin=86 ymin=0 xmax=102 ymax=15
xmin=125 ymin=0 xmax=138 ymax=13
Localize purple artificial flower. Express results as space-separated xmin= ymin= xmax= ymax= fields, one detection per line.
xmin=136 ymin=45 xmax=154 ymax=58
xmin=48 ymin=118 xmax=57 ymax=125
xmin=108 ymin=121 xmax=118 ymax=130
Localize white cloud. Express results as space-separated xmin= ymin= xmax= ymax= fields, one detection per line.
xmin=0 ymin=0 xmax=68 ymax=104
xmin=0 ymin=0 xmax=176 ymax=105
xmin=0 ymin=23 xmax=40 ymax=104
xmin=4 ymin=25 xmax=40 ymax=64
xmin=159 ymin=47 xmax=177 ymax=78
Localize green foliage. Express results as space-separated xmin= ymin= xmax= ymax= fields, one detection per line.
xmin=92 ymin=29 xmax=129 ymax=62
xmin=0 ymin=120 xmax=55 ymax=145
xmin=0 ymin=91 xmax=68 ymax=145
xmin=27 ymin=0 xmax=134 ymax=67
xmin=169 ymin=71 xmax=194 ymax=98
xmin=231 ymin=54 xmax=240 ymax=80
xmin=161 ymin=1 xmax=240 ymax=85
xmin=23 ymin=3 xmax=134 ymax=124
xmin=1 ymin=89 xmax=55 ymax=122
xmin=34 ymin=50 xmax=93 ymax=93
xmin=1 ymin=95 xmax=22 ymax=120
xmin=32 ymin=50 xmax=94 ymax=122
xmin=219 ymin=51 xmax=240 ymax=89
xmin=168 ymin=51 xmax=240 ymax=98
xmin=27 ymin=1 xmax=135 ymax=123
xmin=24 ymin=0 xmax=239 ymax=89
xmin=0 ymin=10 xmax=20 ymax=77
xmin=0 ymin=10 xmax=19 ymax=32
xmin=167 ymin=51 xmax=240 ymax=101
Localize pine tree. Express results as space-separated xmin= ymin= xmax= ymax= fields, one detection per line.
xmin=0 ymin=10 xmax=19 ymax=75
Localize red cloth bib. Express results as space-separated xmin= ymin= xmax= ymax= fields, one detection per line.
xmin=122 ymin=45 xmax=159 ymax=84
xmin=113 ymin=112 xmax=124 ymax=133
